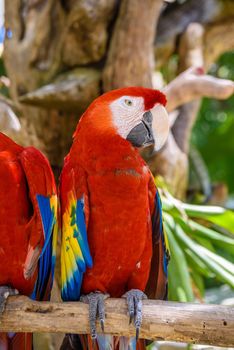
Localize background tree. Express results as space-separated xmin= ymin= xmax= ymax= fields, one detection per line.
xmin=2 ymin=0 xmax=234 ymax=197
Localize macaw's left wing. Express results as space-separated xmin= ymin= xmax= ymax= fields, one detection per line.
xmin=145 ymin=178 xmax=170 ymax=300
xmin=60 ymin=161 xmax=93 ymax=302
xmin=19 ymin=146 xmax=58 ymax=301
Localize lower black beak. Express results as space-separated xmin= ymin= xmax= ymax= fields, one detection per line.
xmin=126 ymin=111 xmax=154 ymax=148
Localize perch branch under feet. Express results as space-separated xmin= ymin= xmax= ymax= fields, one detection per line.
xmin=0 ymin=296 xmax=233 ymax=347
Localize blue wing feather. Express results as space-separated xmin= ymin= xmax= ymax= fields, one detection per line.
xmin=30 ymin=194 xmax=57 ymax=300
xmin=61 ymin=194 xmax=93 ymax=301
xmin=153 ymin=190 xmax=168 ymax=276
xmin=76 ymin=199 xmax=92 ymax=267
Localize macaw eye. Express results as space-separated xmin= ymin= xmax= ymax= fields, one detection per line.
xmin=124 ymin=99 xmax=133 ymax=107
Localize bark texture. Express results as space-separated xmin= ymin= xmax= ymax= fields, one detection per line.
xmin=3 ymin=0 xmax=116 ymax=166
xmin=2 ymin=0 xmax=234 ymax=184
xmin=103 ymin=0 xmax=163 ymax=90
xmin=1 ymin=296 xmax=234 ymax=347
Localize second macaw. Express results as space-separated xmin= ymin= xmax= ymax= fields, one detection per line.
xmin=60 ymin=87 xmax=170 ymax=350
xmin=0 ymin=133 xmax=57 ymax=350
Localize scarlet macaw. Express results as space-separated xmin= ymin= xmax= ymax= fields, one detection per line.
xmin=0 ymin=132 xmax=57 ymax=350
xmin=60 ymin=87 xmax=170 ymax=349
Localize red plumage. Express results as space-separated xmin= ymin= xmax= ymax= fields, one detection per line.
xmin=0 ymin=133 xmax=57 ymax=349
xmin=61 ymin=86 xmax=168 ymax=299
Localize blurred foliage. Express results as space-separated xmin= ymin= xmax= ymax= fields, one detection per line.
xmin=191 ymin=51 xmax=234 ymax=194
xmin=156 ymin=177 xmax=234 ymax=302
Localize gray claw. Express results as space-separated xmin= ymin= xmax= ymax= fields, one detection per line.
xmin=100 ymin=319 xmax=104 ymax=332
xmin=122 ymin=289 xmax=147 ymax=341
xmin=129 ymin=311 xmax=134 ymax=325
xmin=0 ymin=286 xmax=19 ymax=315
xmin=136 ymin=327 xmax=140 ymax=342
xmin=80 ymin=292 xmax=109 ymax=339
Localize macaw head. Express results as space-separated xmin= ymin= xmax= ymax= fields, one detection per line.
xmin=76 ymin=87 xmax=169 ymax=152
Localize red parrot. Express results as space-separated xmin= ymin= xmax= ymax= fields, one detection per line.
xmin=0 ymin=132 xmax=57 ymax=350
xmin=60 ymin=87 xmax=170 ymax=350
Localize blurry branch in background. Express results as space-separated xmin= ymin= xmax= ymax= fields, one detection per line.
xmin=147 ymin=0 xmax=234 ymax=199
xmin=18 ymin=68 xmax=101 ymax=112
xmin=165 ymin=67 xmax=234 ymax=114
xmin=150 ymin=20 xmax=233 ymax=199
xmin=155 ymin=0 xmax=234 ymax=68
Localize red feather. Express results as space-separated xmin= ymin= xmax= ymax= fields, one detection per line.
xmin=0 ymin=132 xmax=57 ymax=349
xmin=60 ymin=87 xmax=169 ymax=350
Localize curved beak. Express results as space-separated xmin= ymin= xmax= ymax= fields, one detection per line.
xmin=151 ymin=103 xmax=169 ymax=151
xmin=126 ymin=104 xmax=169 ymax=151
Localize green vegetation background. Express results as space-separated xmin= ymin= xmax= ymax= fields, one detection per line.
xmin=192 ymin=51 xmax=234 ymax=195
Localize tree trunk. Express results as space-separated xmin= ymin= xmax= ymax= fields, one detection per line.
xmin=3 ymin=0 xmax=116 ymax=166
xmin=103 ymin=0 xmax=163 ymax=90
xmin=4 ymin=0 xmax=234 ymax=193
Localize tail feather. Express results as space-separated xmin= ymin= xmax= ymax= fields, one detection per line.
xmin=0 ymin=333 xmax=32 ymax=350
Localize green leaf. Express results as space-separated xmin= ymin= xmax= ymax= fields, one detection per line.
xmin=198 ymin=246 xmax=234 ymax=275
xmin=162 ymin=195 xmax=234 ymax=234
xmin=160 ymin=190 xmax=234 ymax=294
xmin=177 ymin=287 xmax=188 ymax=302
xmin=185 ymin=249 xmax=215 ymax=278
xmin=179 ymin=203 xmax=226 ymax=214
xmin=180 ymin=219 xmax=234 ymax=255
xmin=193 ymin=236 xmax=215 ymax=252
xmin=165 ymin=222 xmax=194 ymax=302
xmin=190 ymin=270 xmax=205 ymax=297
xmin=179 ymin=203 xmax=234 ymax=234
xmin=173 ymin=223 xmax=234 ymax=288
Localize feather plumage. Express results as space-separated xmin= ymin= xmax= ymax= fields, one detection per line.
xmin=60 ymin=163 xmax=92 ymax=301
xmin=60 ymin=87 xmax=170 ymax=350
xmin=0 ymin=132 xmax=58 ymax=349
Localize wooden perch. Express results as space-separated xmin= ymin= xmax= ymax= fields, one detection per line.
xmin=0 ymin=296 xmax=234 ymax=347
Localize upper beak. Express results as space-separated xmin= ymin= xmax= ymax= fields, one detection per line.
xmin=151 ymin=103 xmax=169 ymax=151
xmin=126 ymin=104 xmax=169 ymax=151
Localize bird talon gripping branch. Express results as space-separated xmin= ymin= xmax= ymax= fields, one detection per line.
xmin=122 ymin=289 xmax=147 ymax=340
xmin=80 ymin=292 xmax=109 ymax=339
xmin=0 ymin=286 xmax=19 ymax=315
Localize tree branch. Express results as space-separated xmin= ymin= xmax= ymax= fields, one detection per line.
xmin=171 ymin=22 xmax=204 ymax=156
xmin=0 ymin=296 xmax=233 ymax=347
xmin=164 ymin=67 xmax=234 ymax=113
xmin=103 ymin=0 xmax=163 ymax=90
xmin=155 ymin=0 xmax=234 ymax=68
xmin=19 ymin=68 xmax=101 ymax=111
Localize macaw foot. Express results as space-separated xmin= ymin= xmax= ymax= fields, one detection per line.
xmin=80 ymin=292 xmax=109 ymax=340
xmin=122 ymin=289 xmax=147 ymax=341
xmin=0 ymin=286 xmax=19 ymax=315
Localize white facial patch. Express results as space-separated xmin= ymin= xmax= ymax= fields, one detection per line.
xmin=110 ymin=96 xmax=144 ymax=138
xmin=151 ymin=104 xmax=169 ymax=151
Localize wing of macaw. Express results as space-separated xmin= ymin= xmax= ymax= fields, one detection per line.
xmin=19 ymin=146 xmax=58 ymax=300
xmin=146 ymin=188 xmax=170 ymax=300
xmin=60 ymin=165 xmax=93 ymax=301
